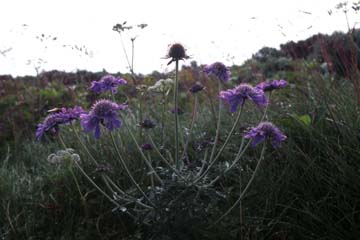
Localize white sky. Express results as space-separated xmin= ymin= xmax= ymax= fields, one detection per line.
xmin=0 ymin=0 xmax=358 ymax=76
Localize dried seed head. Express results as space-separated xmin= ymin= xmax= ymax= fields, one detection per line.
xmin=166 ymin=43 xmax=188 ymax=65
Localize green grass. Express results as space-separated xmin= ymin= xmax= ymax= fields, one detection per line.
xmin=1 ymin=57 xmax=360 ymax=240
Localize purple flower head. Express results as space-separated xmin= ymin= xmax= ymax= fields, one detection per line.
xmin=204 ymin=62 xmax=231 ymax=83
xmin=189 ymin=82 xmax=204 ymax=93
xmin=244 ymin=122 xmax=286 ymax=148
xmin=141 ymin=143 xmax=153 ymax=151
xmin=256 ymin=79 xmax=288 ymax=92
xmin=36 ymin=114 xmax=66 ymax=140
xmin=36 ymin=106 xmax=85 ymax=140
xmin=219 ymin=84 xmax=268 ymax=112
xmin=140 ymin=119 xmax=156 ymax=129
xmin=89 ymin=75 xmax=127 ymax=94
xmin=80 ymin=99 xmax=127 ymax=139
xmin=60 ymin=106 xmax=86 ymax=121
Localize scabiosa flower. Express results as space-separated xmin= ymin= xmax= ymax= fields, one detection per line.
xmin=89 ymin=75 xmax=127 ymax=94
xmin=36 ymin=106 xmax=85 ymax=140
xmin=255 ymin=79 xmax=288 ymax=92
xmin=244 ymin=122 xmax=286 ymax=148
xmin=139 ymin=119 xmax=156 ymax=129
xmin=219 ymin=84 xmax=268 ymax=112
xmin=80 ymin=99 xmax=127 ymax=139
xmin=60 ymin=106 xmax=86 ymax=121
xmin=36 ymin=114 xmax=66 ymax=140
xmin=203 ymin=62 xmax=231 ymax=83
xmin=166 ymin=43 xmax=189 ymax=65
xmin=141 ymin=143 xmax=153 ymax=151
xmin=189 ymin=82 xmax=204 ymax=93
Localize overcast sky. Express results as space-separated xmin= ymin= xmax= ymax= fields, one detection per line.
xmin=0 ymin=0 xmax=357 ymax=76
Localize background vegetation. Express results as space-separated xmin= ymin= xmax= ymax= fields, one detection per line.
xmin=1 ymin=29 xmax=360 ymax=239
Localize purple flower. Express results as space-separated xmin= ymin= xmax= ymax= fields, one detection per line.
xmin=36 ymin=106 xmax=85 ymax=140
xmin=255 ymin=79 xmax=288 ymax=92
xmin=244 ymin=122 xmax=286 ymax=148
xmin=189 ymin=82 xmax=204 ymax=93
xmin=219 ymin=84 xmax=268 ymax=112
xmin=80 ymin=99 xmax=127 ymax=139
xmin=204 ymin=62 xmax=231 ymax=83
xmin=60 ymin=106 xmax=86 ymax=120
xmin=89 ymin=75 xmax=127 ymax=94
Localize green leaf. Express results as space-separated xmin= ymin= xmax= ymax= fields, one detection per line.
xmin=298 ymin=114 xmax=311 ymax=126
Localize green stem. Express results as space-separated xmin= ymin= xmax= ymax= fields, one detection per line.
xmin=260 ymin=92 xmax=271 ymax=122
xmin=70 ymin=124 xmax=152 ymax=209
xmin=74 ymin=160 xmax=122 ymax=208
xmin=118 ymin=32 xmax=136 ymax=85
xmin=194 ymin=105 xmax=244 ymax=184
xmin=71 ymin=124 xmax=98 ymax=165
xmin=161 ymin=91 xmax=166 ymax=146
xmin=174 ymin=59 xmax=180 ymax=170
xmin=58 ymin=134 xmax=67 ymax=149
xmin=180 ymin=95 xmax=198 ymax=162
xmin=211 ymin=142 xmax=267 ymax=227
xmin=139 ymin=93 xmax=143 ymax=142
xmin=109 ymin=132 xmax=155 ymax=206
xmin=208 ymin=81 xmax=222 ymax=163
xmin=206 ymin=139 xmax=251 ymax=187
xmin=148 ymin=135 xmax=187 ymax=182
xmin=205 ymin=89 xmax=218 ymax=129
xmin=121 ymin=116 xmax=163 ymax=185
xmin=195 ymin=148 xmax=209 ymax=178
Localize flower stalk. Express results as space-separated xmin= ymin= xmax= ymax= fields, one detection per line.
xmin=174 ymin=59 xmax=180 ymax=170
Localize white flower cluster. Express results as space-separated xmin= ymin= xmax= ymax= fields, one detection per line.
xmin=147 ymin=78 xmax=173 ymax=93
xmin=47 ymin=148 xmax=80 ymax=164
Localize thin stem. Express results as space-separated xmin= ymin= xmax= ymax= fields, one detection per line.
xmin=211 ymin=142 xmax=267 ymax=227
xmin=194 ymin=105 xmax=244 ymax=184
xmin=205 ymin=89 xmax=218 ymax=129
xmin=138 ymin=93 xmax=143 ymax=142
xmin=206 ymin=139 xmax=251 ymax=187
xmin=109 ymin=132 xmax=155 ymax=206
xmin=180 ymin=95 xmax=198 ymax=162
xmin=148 ymin=135 xmax=187 ymax=182
xmin=70 ymin=123 xmax=152 ymax=209
xmin=208 ymin=81 xmax=222 ymax=163
xmin=118 ymin=32 xmax=136 ymax=85
xmin=58 ymin=134 xmax=67 ymax=149
xmin=121 ymin=115 xmax=163 ymax=185
xmin=161 ymin=91 xmax=166 ymax=146
xmin=147 ymin=152 xmax=155 ymax=190
xmin=69 ymin=166 xmax=89 ymax=218
xmin=174 ymin=59 xmax=180 ymax=170
xmin=71 ymin=124 xmax=98 ymax=165
xmin=195 ymin=148 xmax=209 ymax=178
xmin=260 ymin=92 xmax=272 ymax=122
xmin=131 ymin=38 xmax=135 ymax=73
xmin=73 ymin=160 xmax=122 ymax=208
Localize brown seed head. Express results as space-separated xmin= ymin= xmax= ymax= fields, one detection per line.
xmin=166 ymin=43 xmax=188 ymax=65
